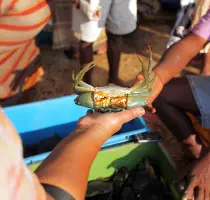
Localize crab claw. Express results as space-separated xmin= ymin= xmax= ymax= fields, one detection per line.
xmin=72 ymin=62 xmax=95 ymax=94
xmin=129 ymin=45 xmax=156 ymax=94
xmin=74 ymin=93 xmax=94 ymax=109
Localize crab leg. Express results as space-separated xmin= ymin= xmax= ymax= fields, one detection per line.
xmin=73 ymin=85 xmax=94 ymax=94
xmin=72 ymin=62 xmax=95 ymax=93
xmin=134 ymin=53 xmax=148 ymax=88
xmin=127 ymin=96 xmax=149 ymax=109
xmin=131 ymin=73 xmax=156 ymax=95
xmin=129 ymin=46 xmax=155 ymax=93
xmin=72 ymin=62 xmax=95 ymax=84
xmin=73 ymin=79 xmax=94 ymax=94
xmin=147 ymin=45 xmax=153 ymax=84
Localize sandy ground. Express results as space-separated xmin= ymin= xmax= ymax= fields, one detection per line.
xmin=31 ymin=12 xmax=191 ymax=173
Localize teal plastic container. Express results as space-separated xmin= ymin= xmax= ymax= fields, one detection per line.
xmin=3 ymin=94 xmax=149 ymax=165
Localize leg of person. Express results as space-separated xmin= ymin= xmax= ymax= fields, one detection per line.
xmin=79 ymin=41 xmax=94 ymax=84
xmin=106 ymin=31 xmax=122 ymax=84
xmin=72 ymin=0 xmax=112 ymax=84
xmin=64 ymin=47 xmax=79 ymax=60
xmin=0 ymin=88 xmax=35 ymax=107
xmin=106 ymin=0 xmax=137 ymax=85
xmin=153 ymin=77 xmax=203 ymax=159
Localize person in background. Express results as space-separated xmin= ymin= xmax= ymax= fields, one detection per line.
xmin=72 ymin=0 xmax=137 ymax=85
xmin=136 ymin=8 xmax=210 ymax=200
xmin=167 ymin=0 xmax=210 ymax=76
xmin=0 ymin=106 xmax=144 ymax=200
xmin=0 ymin=0 xmax=51 ymax=107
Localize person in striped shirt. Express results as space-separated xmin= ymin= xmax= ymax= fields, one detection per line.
xmin=0 ymin=0 xmax=51 ymax=107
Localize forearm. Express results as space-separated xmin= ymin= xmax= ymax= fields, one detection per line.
xmin=35 ymin=125 xmax=107 ymax=200
xmin=153 ymin=33 xmax=207 ymax=85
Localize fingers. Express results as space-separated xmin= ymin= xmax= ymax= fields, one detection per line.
xmin=204 ymin=187 xmax=210 ymax=200
xmin=197 ymin=187 xmax=204 ymax=200
xmin=144 ymin=104 xmax=156 ymax=113
xmin=86 ymin=109 xmax=93 ymax=116
xmin=132 ymin=74 xmax=144 ymax=86
xmin=77 ymin=110 xmax=93 ymax=126
xmin=182 ymin=180 xmax=210 ymax=200
xmin=81 ymin=107 xmax=144 ymax=129
xmin=182 ymin=179 xmax=198 ymax=200
xmin=114 ymin=107 xmax=145 ymax=125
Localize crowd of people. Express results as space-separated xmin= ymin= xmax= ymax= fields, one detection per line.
xmin=1 ymin=0 xmax=210 ymax=199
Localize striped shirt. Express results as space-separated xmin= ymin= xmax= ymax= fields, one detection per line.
xmin=0 ymin=0 xmax=51 ymax=99
xmin=0 ymin=108 xmax=48 ymax=200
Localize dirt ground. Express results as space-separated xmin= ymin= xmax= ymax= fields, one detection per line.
xmin=32 ymin=12 xmax=191 ymax=173
xmin=33 ymin=15 xmax=174 ymax=101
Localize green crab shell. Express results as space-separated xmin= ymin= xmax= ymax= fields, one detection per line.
xmin=94 ymin=86 xmax=130 ymax=96
xmin=74 ymin=93 xmax=94 ymax=109
xmin=74 ymin=90 xmax=149 ymax=113
xmin=74 ymin=86 xmax=130 ymax=112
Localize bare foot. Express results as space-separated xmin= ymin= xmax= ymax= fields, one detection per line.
xmin=182 ymin=153 xmax=210 ymax=200
xmin=188 ymin=143 xmax=202 ymax=159
xmin=183 ymin=135 xmax=202 ymax=159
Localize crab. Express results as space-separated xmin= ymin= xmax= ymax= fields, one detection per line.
xmin=72 ymin=46 xmax=156 ymax=113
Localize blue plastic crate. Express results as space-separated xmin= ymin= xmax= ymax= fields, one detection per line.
xmin=3 ymin=95 xmax=149 ymax=165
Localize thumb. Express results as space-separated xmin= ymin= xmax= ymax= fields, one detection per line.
xmin=144 ymin=104 xmax=156 ymax=113
xmin=182 ymin=179 xmax=197 ymax=200
xmin=114 ymin=107 xmax=145 ymax=125
xmin=132 ymin=74 xmax=145 ymax=86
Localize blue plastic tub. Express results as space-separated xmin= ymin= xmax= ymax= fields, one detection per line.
xmin=3 ymin=95 xmax=149 ymax=165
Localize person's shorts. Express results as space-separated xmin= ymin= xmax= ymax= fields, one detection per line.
xmin=72 ymin=0 xmax=137 ymax=43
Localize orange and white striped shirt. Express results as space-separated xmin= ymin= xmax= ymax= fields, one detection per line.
xmin=0 ymin=108 xmax=48 ymax=200
xmin=0 ymin=0 xmax=51 ymax=99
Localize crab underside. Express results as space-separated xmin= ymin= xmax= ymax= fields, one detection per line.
xmin=72 ymin=46 xmax=156 ymax=112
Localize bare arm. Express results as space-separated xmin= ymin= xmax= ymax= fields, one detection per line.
xmin=134 ymin=32 xmax=208 ymax=105
xmin=35 ymin=126 xmax=107 ymax=200
xmin=154 ymin=32 xmax=207 ymax=85
xmin=35 ymin=107 xmax=145 ymax=200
